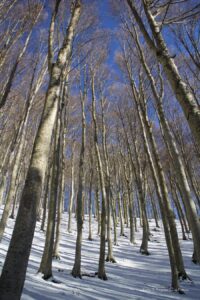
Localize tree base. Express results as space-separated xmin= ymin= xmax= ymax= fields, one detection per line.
xmin=171 ymin=287 xmax=185 ymax=294
xmin=42 ymin=274 xmax=52 ymax=280
xmin=192 ymin=252 xmax=200 ymax=264
xmin=71 ymin=268 xmax=82 ymax=279
xmin=106 ymin=256 xmax=117 ymax=263
xmin=178 ymin=272 xmax=192 ymax=281
xmin=53 ymin=254 xmax=61 ymax=260
xmin=95 ymin=272 xmax=108 ymax=280
xmin=140 ymin=249 xmax=150 ymax=256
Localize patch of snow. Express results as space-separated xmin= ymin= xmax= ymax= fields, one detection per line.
xmin=0 ymin=207 xmax=199 ymax=299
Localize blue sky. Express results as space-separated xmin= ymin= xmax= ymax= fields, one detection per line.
xmin=97 ymin=0 xmax=121 ymax=73
xmin=98 ymin=0 xmax=118 ymax=30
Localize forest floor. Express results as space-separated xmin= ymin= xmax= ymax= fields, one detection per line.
xmin=0 ymin=207 xmax=199 ymax=300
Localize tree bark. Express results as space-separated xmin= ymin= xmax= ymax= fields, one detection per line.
xmin=126 ymin=0 xmax=200 ymax=147
xmin=0 ymin=2 xmax=81 ymax=298
xmin=91 ymin=73 xmax=107 ymax=280
xmin=72 ymin=71 xmax=86 ymax=278
xmin=68 ymin=142 xmax=75 ymax=233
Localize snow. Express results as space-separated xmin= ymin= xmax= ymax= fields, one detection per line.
xmin=0 ymin=208 xmax=200 ymax=300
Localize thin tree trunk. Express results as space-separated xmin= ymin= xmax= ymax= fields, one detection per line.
xmin=148 ymin=186 xmax=160 ymax=228
xmin=72 ymin=69 xmax=86 ymax=278
xmin=100 ymin=97 xmax=116 ymax=262
xmin=38 ymin=117 xmax=60 ymax=279
xmin=91 ymin=73 xmax=107 ymax=280
xmin=68 ymin=142 xmax=75 ymax=233
xmin=88 ymin=171 xmax=93 ymax=241
xmin=118 ymin=192 xmax=125 ymax=236
xmin=95 ymin=179 xmax=101 ymax=236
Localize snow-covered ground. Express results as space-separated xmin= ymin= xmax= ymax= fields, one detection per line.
xmin=0 ymin=208 xmax=199 ymax=300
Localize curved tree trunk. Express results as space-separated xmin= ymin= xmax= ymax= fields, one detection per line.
xmin=126 ymin=0 xmax=200 ymax=147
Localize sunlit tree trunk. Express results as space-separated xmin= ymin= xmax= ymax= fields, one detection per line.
xmin=68 ymin=141 xmax=75 ymax=233
xmin=133 ymin=141 xmax=149 ymax=255
xmin=118 ymin=191 xmax=125 ymax=236
xmin=91 ymin=73 xmax=107 ymax=280
xmin=0 ymin=2 xmax=81 ymax=298
xmin=123 ymin=160 xmax=135 ymax=244
xmin=148 ymin=185 xmax=160 ymax=228
xmin=95 ymin=176 xmax=101 ymax=236
xmin=88 ymin=169 xmax=93 ymax=241
xmin=100 ymin=96 xmax=116 ymax=263
xmin=134 ymin=31 xmax=200 ymax=263
xmin=53 ymin=74 xmax=69 ymax=259
xmin=126 ymin=0 xmax=200 ymax=147
xmin=110 ymin=194 xmax=117 ymax=246
xmin=38 ymin=116 xmax=60 ymax=280
xmin=122 ymin=42 xmax=188 ymax=283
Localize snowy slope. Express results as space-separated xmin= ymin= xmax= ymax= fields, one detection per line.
xmin=0 ymin=208 xmax=199 ymax=300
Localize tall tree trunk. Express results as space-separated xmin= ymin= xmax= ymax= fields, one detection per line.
xmin=100 ymin=97 xmax=116 ymax=263
xmin=123 ymin=43 xmax=188 ymax=283
xmin=126 ymin=0 xmax=200 ymax=147
xmin=72 ymin=69 xmax=86 ymax=278
xmin=38 ymin=116 xmax=60 ymax=280
xmin=135 ymin=99 xmax=180 ymax=289
xmin=121 ymin=50 xmax=180 ymax=289
xmin=53 ymin=77 xmax=68 ymax=259
xmin=0 ymin=2 xmax=81 ymax=298
xmin=134 ymin=31 xmax=200 ymax=263
xmin=91 ymin=73 xmax=107 ymax=280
